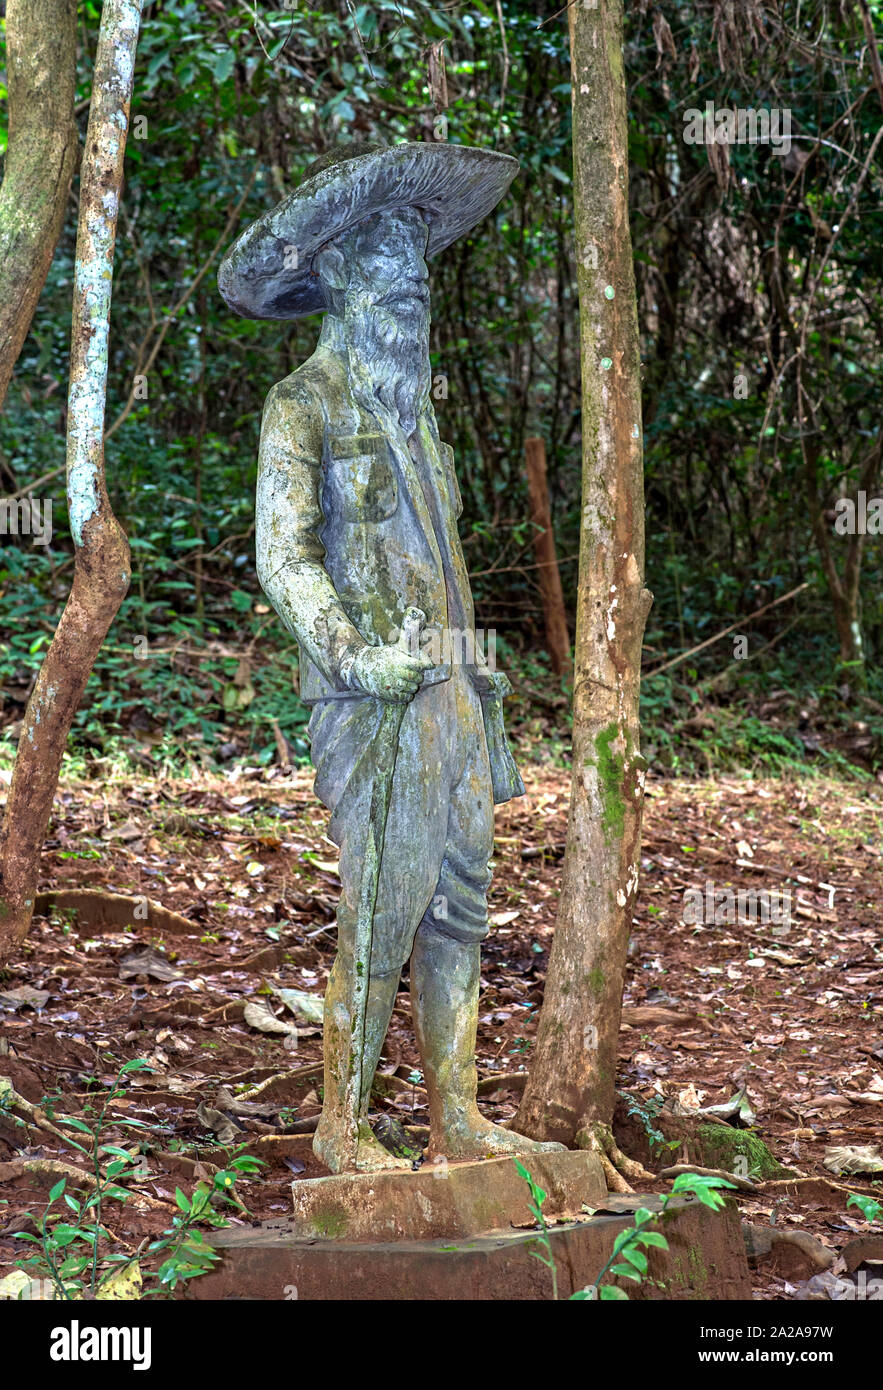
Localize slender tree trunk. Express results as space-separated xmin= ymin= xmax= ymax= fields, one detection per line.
xmin=804 ymin=432 xmax=880 ymax=687
xmin=0 ymin=0 xmax=79 ymax=413
xmin=0 ymin=0 xmax=143 ymax=965
xmin=525 ymin=436 xmax=571 ymax=676
xmin=515 ymin=0 xmax=653 ymax=1186
xmin=765 ymin=245 xmax=875 ymax=687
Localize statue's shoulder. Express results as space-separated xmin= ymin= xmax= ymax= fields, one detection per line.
xmin=265 ymin=347 xmax=344 ymax=411
xmin=261 ymin=348 xmax=343 ymax=456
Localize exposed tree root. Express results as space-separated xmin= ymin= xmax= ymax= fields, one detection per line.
xmin=658 ymin=1162 xmax=759 ymax=1193
xmin=0 ymin=1156 xmax=171 ymax=1210
xmin=0 ymin=1158 xmax=100 ymax=1189
xmin=227 ymin=1132 xmax=314 ymax=1155
xmin=34 ymin=889 xmax=196 ymax=936
xmin=575 ymin=1120 xmax=656 ymax=1193
xmin=0 ymin=1082 xmax=85 ymax=1150
xmin=476 ymin=1071 xmax=529 ymax=1096
xmin=233 ymin=1064 xmax=323 ymax=1103
xmin=371 ymin=1073 xmax=429 ymax=1102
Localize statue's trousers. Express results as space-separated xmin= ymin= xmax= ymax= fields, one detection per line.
xmin=307 ymin=664 xmax=495 ymax=980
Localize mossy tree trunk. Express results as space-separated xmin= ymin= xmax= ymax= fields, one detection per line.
xmin=515 ymin=0 xmax=653 ymax=1179
xmin=0 ymin=0 xmax=79 ymax=413
xmin=0 ymin=0 xmax=142 ymax=965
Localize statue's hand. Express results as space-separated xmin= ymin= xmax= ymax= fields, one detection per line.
xmin=469 ymin=657 xmax=513 ymax=699
xmin=349 ymin=643 xmax=434 ymax=704
xmin=476 ymin=668 xmax=512 ymax=699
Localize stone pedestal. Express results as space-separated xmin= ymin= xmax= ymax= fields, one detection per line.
xmin=287 ymin=1149 xmax=606 ymax=1242
xmin=191 ymin=1152 xmax=752 ymax=1300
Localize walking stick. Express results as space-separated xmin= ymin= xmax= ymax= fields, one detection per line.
xmin=342 ymin=607 xmax=426 ymax=1168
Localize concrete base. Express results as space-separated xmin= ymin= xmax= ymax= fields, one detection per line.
xmin=288 ymin=1150 xmax=607 ymax=1242
xmin=194 ymin=1194 xmax=752 ymax=1301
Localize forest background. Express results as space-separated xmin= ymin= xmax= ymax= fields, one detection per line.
xmin=1 ymin=0 xmax=881 ymax=784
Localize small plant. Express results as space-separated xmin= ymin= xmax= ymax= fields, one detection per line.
xmin=618 ymin=1089 xmax=665 ymax=1151
xmin=578 ymin=1174 xmax=735 ymax=1300
xmin=513 ymin=1158 xmax=559 ymax=1300
xmin=847 ymin=1193 xmax=882 ymax=1224
xmin=11 ymin=1059 xmax=264 ymax=1299
xmin=147 ymin=1152 xmax=264 ymax=1294
xmin=12 ymin=1058 xmax=156 ymax=1298
xmin=571 ymin=1206 xmax=669 ymax=1301
xmin=515 ymin=1160 xmax=736 ymax=1301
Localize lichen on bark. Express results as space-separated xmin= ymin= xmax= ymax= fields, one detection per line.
xmin=0 ymin=0 xmax=143 ymax=965
xmin=514 ymin=0 xmax=653 ymax=1174
xmin=0 ymin=0 xmax=79 ymax=412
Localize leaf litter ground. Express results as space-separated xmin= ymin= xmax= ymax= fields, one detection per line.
xmin=1 ymin=764 xmax=881 ymax=1299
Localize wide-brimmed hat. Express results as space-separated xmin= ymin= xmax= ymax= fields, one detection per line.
xmin=217 ymin=141 xmax=519 ymax=320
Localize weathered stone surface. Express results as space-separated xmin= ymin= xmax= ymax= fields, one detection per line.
xmin=192 ymin=1194 xmax=751 ymax=1300
xmin=219 ymin=143 xmax=564 ymax=1180
xmin=284 ymin=1150 xmax=606 ymax=1242
xmin=218 ymin=143 xmax=518 ymax=319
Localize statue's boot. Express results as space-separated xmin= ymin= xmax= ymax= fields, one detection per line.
xmin=411 ymin=923 xmax=566 ymax=1160
xmin=313 ymin=955 xmax=412 ymax=1173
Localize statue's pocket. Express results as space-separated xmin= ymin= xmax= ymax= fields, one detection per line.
xmin=440 ymin=441 xmax=463 ymax=518
xmin=327 ymin=434 xmax=398 ymax=522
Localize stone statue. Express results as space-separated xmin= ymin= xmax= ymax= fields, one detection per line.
xmin=219 ymin=143 xmax=563 ymax=1173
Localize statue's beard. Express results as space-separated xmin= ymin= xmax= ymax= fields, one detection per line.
xmin=343 ymin=289 xmax=431 ymax=438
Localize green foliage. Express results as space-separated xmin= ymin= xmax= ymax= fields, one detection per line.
xmin=148 ymin=1152 xmax=261 ymax=1292
xmin=10 ymin=1059 xmax=264 ymax=1298
xmin=847 ymin=1193 xmax=883 ymax=1225
xmin=578 ymin=1173 xmax=735 ymax=1301
xmin=513 ymin=1156 xmax=559 ymax=1300
xmin=515 ymin=1160 xmax=735 ymax=1301
xmin=618 ymin=1089 xmax=665 ymax=1152
xmin=1 ymin=1 xmax=881 ymax=771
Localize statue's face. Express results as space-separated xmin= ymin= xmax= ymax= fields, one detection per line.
xmin=357 ymin=207 xmax=430 ymax=308
xmin=323 ymin=207 xmax=430 ymax=316
xmin=318 ymin=206 xmax=432 ymax=433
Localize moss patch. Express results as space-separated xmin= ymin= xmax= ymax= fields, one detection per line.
xmin=594 ymin=722 xmax=625 ymax=843
xmin=668 ymin=1241 xmax=710 ymax=1299
xmin=695 ymin=1124 xmax=786 ymax=1179
xmin=588 ymin=966 xmax=605 ymax=997
xmin=310 ymin=1203 xmax=349 ymax=1239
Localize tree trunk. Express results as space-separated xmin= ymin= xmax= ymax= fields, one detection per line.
xmin=0 ymin=0 xmax=143 ymax=965
xmin=525 ymin=436 xmax=571 ymax=676
xmin=804 ymin=432 xmax=880 ymax=688
xmin=515 ymin=0 xmax=653 ymax=1163
xmin=0 ymin=0 xmax=79 ymax=413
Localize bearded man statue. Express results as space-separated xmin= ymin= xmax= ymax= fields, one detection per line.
xmin=219 ymin=142 xmax=563 ymax=1174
